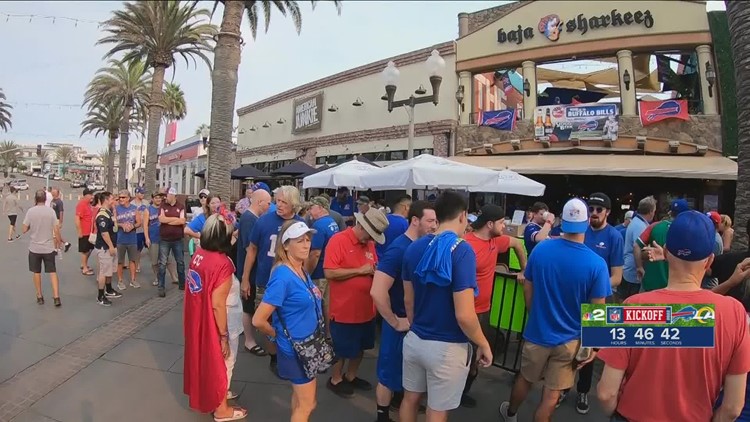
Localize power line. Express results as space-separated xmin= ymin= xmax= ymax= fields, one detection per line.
xmin=0 ymin=11 xmax=103 ymax=27
xmin=7 ymin=101 xmax=84 ymax=109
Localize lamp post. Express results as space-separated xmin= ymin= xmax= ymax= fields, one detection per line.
xmin=201 ymin=127 xmax=210 ymax=189
xmin=381 ymin=49 xmax=446 ymax=160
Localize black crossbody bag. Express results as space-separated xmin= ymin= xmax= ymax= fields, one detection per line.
xmin=275 ymin=269 xmax=334 ymax=379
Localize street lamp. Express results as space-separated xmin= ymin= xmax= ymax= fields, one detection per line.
xmin=705 ymin=61 xmax=716 ymax=97
xmin=201 ymin=127 xmax=210 ymax=188
xmin=381 ymin=49 xmax=446 ymax=159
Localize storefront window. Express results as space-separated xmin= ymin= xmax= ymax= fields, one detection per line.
xmin=638 ymin=52 xmax=702 ymax=114
xmin=536 ymin=56 xmax=619 ymax=110
xmin=472 ymin=69 xmax=524 ymax=124
xmin=389 ymin=150 xmax=405 ymax=161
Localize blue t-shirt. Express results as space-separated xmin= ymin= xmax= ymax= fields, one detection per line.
xmin=550 ymin=226 xmax=562 ymax=237
xmin=376 ymin=214 xmax=409 ymax=261
xmin=402 ymin=234 xmax=477 ymax=343
xmin=310 ymin=215 xmax=339 ymax=279
xmin=330 ymin=196 xmax=355 ymax=218
xmin=584 ymin=225 xmax=625 ymax=272
xmin=523 ymin=238 xmax=611 ymax=347
xmin=115 ymin=204 xmax=138 ymax=245
xmin=615 ymin=223 xmax=627 ymax=240
xmin=236 ymin=210 xmax=259 ymax=280
xmin=147 ymin=205 xmax=161 ymax=243
xmin=267 ymin=202 xmax=277 ymax=215
xmin=262 ymin=265 xmax=322 ymax=356
xmin=623 ymin=214 xmax=649 ymax=284
xmin=377 ymin=234 xmax=413 ymax=318
xmin=249 ymin=212 xmax=304 ymax=287
xmin=187 ymin=213 xmax=207 ymax=233
xmin=523 ymin=222 xmax=544 ymax=255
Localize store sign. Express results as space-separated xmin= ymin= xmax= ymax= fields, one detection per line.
xmin=497 ymin=9 xmax=655 ymax=45
xmin=292 ymin=93 xmax=323 ymax=134
xmin=534 ymin=103 xmax=619 ymax=142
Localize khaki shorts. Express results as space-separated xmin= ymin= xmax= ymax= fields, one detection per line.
xmin=313 ymin=278 xmax=329 ymax=304
xmin=520 ymin=339 xmax=579 ymax=391
xmin=96 ymin=248 xmax=115 ymax=278
xmin=254 ymin=285 xmax=266 ymax=310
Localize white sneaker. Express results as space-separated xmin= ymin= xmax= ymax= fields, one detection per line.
xmin=152 ymin=280 xmax=158 ymax=286
xmin=499 ymin=402 xmax=517 ymax=422
xmin=130 ymin=280 xmax=141 ymax=289
xmin=117 ymin=281 xmax=127 ymax=291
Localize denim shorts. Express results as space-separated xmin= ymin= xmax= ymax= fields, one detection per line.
xmin=277 ymin=349 xmax=313 ymax=385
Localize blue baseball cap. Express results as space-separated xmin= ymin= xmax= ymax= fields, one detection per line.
xmin=666 ymin=210 xmax=715 ymax=262
xmin=251 ymin=182 xmax=271 ymax=194
xmin=134 ymin=186 xmax=145 ymax=194
xmin=561 ymin=198 xmax=589 ymax=234
xmin=670 ymin=198 xmax=690 ymax=216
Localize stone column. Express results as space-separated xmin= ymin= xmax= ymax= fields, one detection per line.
xmin=696 ymin=45 xmax=718 ymax=115
xmin=458 ymin=71 xmax=472 ymax=125
xmin=458 ymin=12 xmax=469 ymax=37
xmin=616 ymin=50 xmax=636 ymax=116
xmin=432 ymin=133 xmax=449 ymax=157
xmin=521 ymin=61 xmax=537 ymax=122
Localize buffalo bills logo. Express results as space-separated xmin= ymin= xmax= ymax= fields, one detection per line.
xmin=671 ymin=306 xmax=697 ymax=322
xmin=187 ymin=269 xmax=203 ymax=294
xmin=578 ymin=121 xmax=599 ymax=131
xmin=482 ymin=111 xmax=512 ymax=126
xmin=646 ymin=100 xmax=681 ymax=121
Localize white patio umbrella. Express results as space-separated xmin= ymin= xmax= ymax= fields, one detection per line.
xmin=469 ymin=170 xmax=546 ymax=197
xmin=302 ymin=159 xmax=381 ymax=189
xmin=359 ymin=154 xmax=498 ymax=190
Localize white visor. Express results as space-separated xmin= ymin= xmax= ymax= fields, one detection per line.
xmin=281 ymin=222 xmax=314 ymax=244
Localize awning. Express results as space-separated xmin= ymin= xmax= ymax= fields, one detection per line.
xmin=449 ymin=154 xmax=737 ymax=181
xmin=194 ymin=166 xmax=270 ymax=179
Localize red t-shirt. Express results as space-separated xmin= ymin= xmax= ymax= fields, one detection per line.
xmin=323 ymin=228 xmax=378 ymax=323
xmin=76 ymin=199 xmax=94 ymax=236
xmin=598 ymin=289 xmax=750 ymax=422
xmin=160 ymin=201 xmax=185 ymax=242
xmin=464 ymin=232 xmax=510 ymax=313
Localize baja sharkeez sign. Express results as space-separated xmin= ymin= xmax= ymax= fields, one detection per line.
xmin=534 ymin=103 xmax=619 ymax=142
xmin=497 ymin=9 xmax=655 ymax=45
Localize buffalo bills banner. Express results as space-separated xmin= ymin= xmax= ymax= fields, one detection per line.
xmin=480 ymin=109 xmax=516 ymax=131
xmin=534 ymin=103 xmax=619 ymax=142
xmin=638 ymin=99 xmax=690 ymax=126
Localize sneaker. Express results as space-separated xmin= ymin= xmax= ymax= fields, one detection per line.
xmin=97 ymin=296 xmax=112 ymax=306
xmin=178 ymin=284 xmax=185 ymax=291
xmin=64 ymin=242 xmax=71 ymax=253
xmin=327 ymin=377 xmax=354 ymax=398
xmin=7 ymin=237 xmax=13 ymax=242
xmin=152 ymin=280 xmax=158 ymax=286
xmin=117 ymin=281 xmax=127 ymax=291
xmin=460 ymin=394 xmax=477 ymax=408
xmin=346 ymin=377 xmax=372 ymax=391
xmin=130 ymin=280 xmax=141 ymax=289
xmin=499 ymin=402 xmax=517 ymax=422
xmin=556 ymin=390 xmax=568 ymax=408
xmin=576 ymin=392 xmax=590 ymax=415
xmin=158 ymin=288 xmax=166 ymax=298
xmin=15 ymin=234 xmax=20 ymax=239
xmin=104 ymin=289 xmax=122 ymax=298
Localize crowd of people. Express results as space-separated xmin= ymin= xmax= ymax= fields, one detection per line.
xmin=11 ymin=181 xmax=750 ymax=422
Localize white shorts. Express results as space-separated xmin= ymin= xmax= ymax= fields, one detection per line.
xmin=402 ymin=331 xmax=471 ymax=411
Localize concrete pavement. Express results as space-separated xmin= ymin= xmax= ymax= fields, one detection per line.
xmin=0 ymin=197 xmax=608 ymax=422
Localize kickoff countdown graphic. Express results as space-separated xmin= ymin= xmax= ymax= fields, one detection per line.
xmin=581 ymin=304 xmax=715 ymax=348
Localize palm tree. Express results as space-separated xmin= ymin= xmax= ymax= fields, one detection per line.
xmin=81 ymin=100 xmax=127 ymax=191
xmin=98 ymin=148 xmax=112 ymax=182
xmin=55 ymin=146 xmax=76 ymax=179
xmin=206 ymin=0 xmax=340 ymax=200
xmin=727 ymin=1 xmax=750 ymax=249
xmin=98 ymin=1 xmax=216 ymax=194
xmin=0 ymin=140 xmax=20 ymax=175
xmin=0 ymin=88 xmax=12 ymax=132
xmin=38 ymin=149 xmax=49 ymax=170
xmin=195 ymin=123 xmax=210 ymax=136
xmin=163 ymin=82 xmax=187 ymax=123
xmin=84 ymin=58 xmax=150 ymax=190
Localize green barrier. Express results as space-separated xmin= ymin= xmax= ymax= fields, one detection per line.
xmin=489 ymin=272 xmax=527 ymax=333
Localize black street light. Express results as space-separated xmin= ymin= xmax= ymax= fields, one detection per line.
xmin=705 ymin=61 xmax=716 ymax=97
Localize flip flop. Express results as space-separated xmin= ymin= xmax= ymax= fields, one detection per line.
xmin=213 ymin=407 xmax=247 ymax=422
xmin=227 ymin=390 xmax=238 ymax=400
xmin=244 ymin=345 xmax=268 ymax=357
xmin=81 ymin=269 xmax=95 ymax=276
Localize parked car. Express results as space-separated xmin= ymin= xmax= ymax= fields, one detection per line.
xmin=12 ymin=179 xmax=29 ymax=190
xmin=87 ymin=182 xmax=105 ymax=191
xmin=31 ymin=172 xmax=39 ymax=178
xmin=70 ymin=180 xmax=84 ymax=188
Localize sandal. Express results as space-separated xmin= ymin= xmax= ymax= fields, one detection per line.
xmin=36 ymin=296 xmax=44 ymax=305
xmin=81 ymin=269 xmax=95 ymax=276
xmin=213 ymin=407 xmax=247 ymax=422
xmin=53 ymin=297 xmax=61 ymax=307
xmin=244 ymin=345 xmax=268 ymax=357
xmin=227 ymin=390 xmax=238 ymax=400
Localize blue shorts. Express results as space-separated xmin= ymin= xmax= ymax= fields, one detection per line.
xmin=277 ymin=349 xmax=313 ymax=385
xmin=376 ymin=318 xmax=406 ymax=392
xmin=136 ymin=233 xmax=146 ymax=251
xmin=330 ymin=319 xmax=376 ymax=359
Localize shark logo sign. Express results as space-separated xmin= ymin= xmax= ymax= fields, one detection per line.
xmin=638 ymin=99 xmax=689 ymax=126
xmin=480 ymin=109 xmax=516 ymax=131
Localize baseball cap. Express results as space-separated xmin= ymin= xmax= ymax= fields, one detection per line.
xmin=337 ymin=186 xmax=349 ymax=193
xmin=666 ymin=210 xmax=715 ymax=262
xmin=706 ymin=211 xmax=721 ymax=225
xmin=587 ymin=192 xmax=612 ymax=209
xmin=467 ymin=214 xmax=478 ymax=224
xmin=198 ymin=188 xmax=210 ymax=197
xmin=281 ymin=222 xmax=315 ymax=244
xmin=472 ymin=204 xmax=505 ymax=229
xmin=151 ymin=191 xmax=165 ymax=198
xmin=561 ymin=198 xmax=589 ymax=234
xmin=357 ymin=195 xmax=370 ymax=205
xmin=310 ymin=196 xmax=330 ymax=210
xmin=670 ymin=199 xmax=690 ymax=216
xmin=624 ymin=210 xmax=635 ymax=220
xmin=167 ymin=187 xmax=177 ymax=195
xmin=134 ymin=186 xmax=145 ymax=194
xmin=251 ymin=182 xmax=271 ymax=194
xmin=82 ymin=188 xmax=94 ymax=196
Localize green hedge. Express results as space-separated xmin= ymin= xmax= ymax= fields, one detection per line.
xmin=708 ymin=11 xmax=737 ymax=156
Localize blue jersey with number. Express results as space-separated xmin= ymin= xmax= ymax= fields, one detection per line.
xmin=248 ymin=212 xmax=304 ymax=287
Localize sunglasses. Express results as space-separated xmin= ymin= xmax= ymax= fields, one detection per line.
xmin=118 ymin=196 xmax=128 ymax=199
xmin=588 ymin=206 xmax=606 ymax=214
xmin=199 ymin=194 xmax=207 ymax=199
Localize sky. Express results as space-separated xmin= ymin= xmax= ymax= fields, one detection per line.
xmin=0 ymin=1 xmax=726 ymax=154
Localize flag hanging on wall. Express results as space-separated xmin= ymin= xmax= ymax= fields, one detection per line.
xmin=638 ymin=99 xmax=690 ymax=126
xmin=479 ymin=109 xmax=516 ymax=131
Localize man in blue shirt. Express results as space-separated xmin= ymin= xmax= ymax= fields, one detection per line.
xmin=330 ymin=187 xmax=355 ymax=226
xmin=376 ymin=195 xmax=412 ymax=261
xmin=240 ymin=185 xmax=304 ymax=377
xmin=621 ymin=196 xmax=657 ymax=301
xmin=523 ymin=202 xmax=555 ymax=256
xmin=499 ymin=198 xmax=611 ymax=422
xmin=615 ymin=210 xmax=634 ymax=240
xmin=305 ymin=196 xmax=340 ymax=335
xmin=399 ymin=192 xmax=492 ymax=421
xmin=370 ymin=201 xmax=436 ymax=422
xmin=236 ymin=188 xmax=271 ymax=355
xmin=562 ymin=193 xmax=624 ymax=414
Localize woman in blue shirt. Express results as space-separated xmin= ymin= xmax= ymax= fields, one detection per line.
xmin=253 ymin=220 xmax=321 ymax=422
xmin=185 ymin=195 xmax=221 ymax=256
